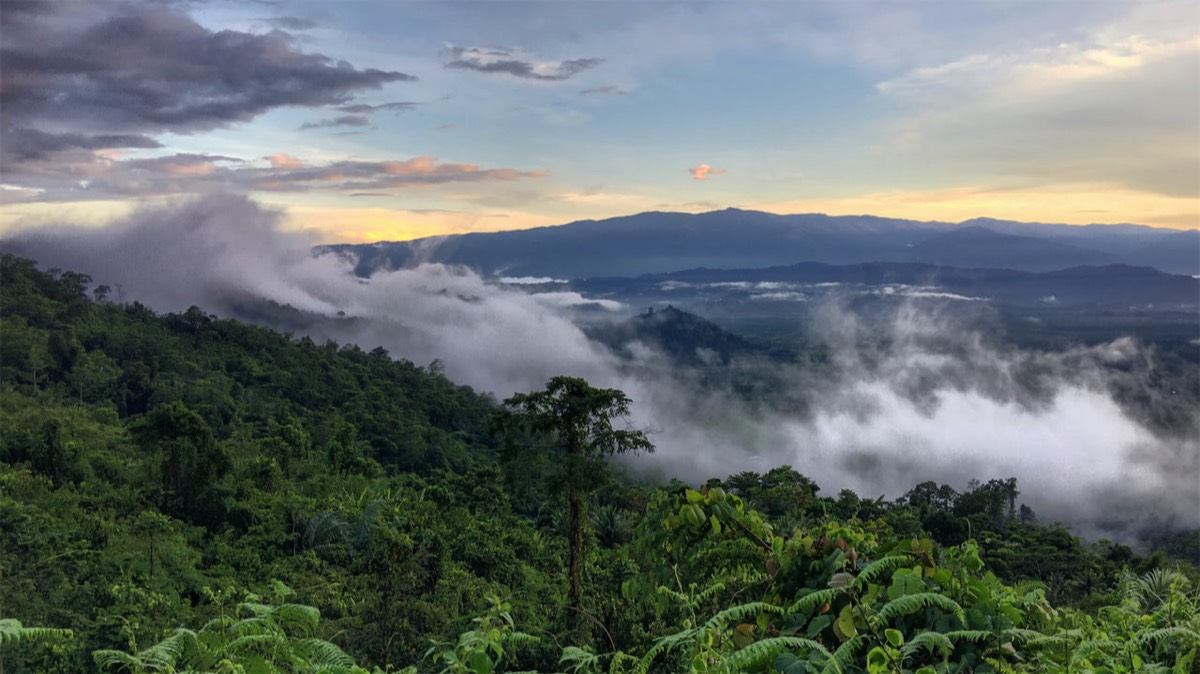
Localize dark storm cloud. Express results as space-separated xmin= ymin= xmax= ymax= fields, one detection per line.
xmin=1 ymin=128 xmax=162 ymax=161
xmin=443 ymin=45 xmax=602 ymax=81
xmin=299 ymin=115 xmax=371 ymax=130
xmin=0 ymin=2 xmax=414 ymax=148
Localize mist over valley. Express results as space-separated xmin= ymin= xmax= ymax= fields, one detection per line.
xmin=8 ymin=195 xmax=1197 ymax=543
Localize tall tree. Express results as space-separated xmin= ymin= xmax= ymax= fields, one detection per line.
xmin=496 ymin=377 xmax=652 ymax=629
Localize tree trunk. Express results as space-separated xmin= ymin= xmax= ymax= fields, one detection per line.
xmin=567 ymin=485 xmax=583 ymax=630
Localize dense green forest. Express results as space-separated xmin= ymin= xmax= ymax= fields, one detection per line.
xmin=1 ymin=254 xmax=1197 ymax=673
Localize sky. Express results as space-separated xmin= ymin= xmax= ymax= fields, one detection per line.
xmin=1 ymin=0 xmax=1197 ymax=243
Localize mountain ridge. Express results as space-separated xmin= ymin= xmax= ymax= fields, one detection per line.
xmin=323 ymin=208 xmax=1196 ymax=278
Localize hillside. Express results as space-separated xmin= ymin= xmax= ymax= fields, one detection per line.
xmin=1 ymin=255 xmax=1197 ymax=674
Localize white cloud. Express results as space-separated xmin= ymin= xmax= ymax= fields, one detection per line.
xmin=875 ymin=8 xmax=1200 ymax=199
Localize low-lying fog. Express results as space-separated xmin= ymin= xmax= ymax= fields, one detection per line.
xmin=7 ymin=196 xmax=1197 ymax=541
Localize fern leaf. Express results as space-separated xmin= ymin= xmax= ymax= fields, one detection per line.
xmin=943 ymin=630 xmax=994 ymax=643
xmin=1003 ymin=628 xmax=1046 ymax=644
xmin=138 ymin=630 xmax=189 ymax=666
xmin=0 ymin=619 xmax=73 ymax=646
xmin=636 ymin=628 xmax=700 ymax=674
xmin=1070 ymin=639 xmax=1120 ymax=670
xmin=291 ymin=638 xmax=356 ymax=667
xmin=875 ymin=593 xmax=965 ymax=627
xmin=723 ymin=636 xmax=833 ymax=672
xmin=93 ymin=650 xmax=151 ymax=672
xmin=822 ymin=634 xmax=866 ymax=674
xmin=852 ymin=555 xmax=913 ymax=590
xmin=274 ymin=603 xmax=321 ymax=636
xmin=787 ymin=588 xmax=842 ymax=615
xmin=238 ymin=602 xmax=274 ymax=619
xmin=1026 ymin=634 xmax=1073 ymax=650
xmin=501 ymin=631 xmax=542 ymax=649
xmin=1138 ymin=627 xmax=1200 ymax=649
xmin=702 ymin=602 xmax=783 ymax=631
xmin=901 ymin=631 xmax=954 ymax=660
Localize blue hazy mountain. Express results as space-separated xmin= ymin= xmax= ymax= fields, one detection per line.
xmin=323 ymin=209 xmax=1198 ymax=278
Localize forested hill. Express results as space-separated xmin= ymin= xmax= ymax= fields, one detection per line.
xmin=2 ymin=254 xmax=1198 ymax=674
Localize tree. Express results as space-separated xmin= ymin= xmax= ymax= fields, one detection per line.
xmin=496 ymin=377 xmax=653 ymax=629
xmin=131 ymin=401 xmax=229 ymax=526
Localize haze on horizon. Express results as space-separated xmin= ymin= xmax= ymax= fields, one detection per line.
xmin=1 ymin=0 xmax=1198 ymax=241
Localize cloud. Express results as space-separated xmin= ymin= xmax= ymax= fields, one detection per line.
xmin=875 ymin=26 xmax=1200 ymax=198
xmin=263 ymin=16 xmax=318 ymax=31
xmin=336 ymin=101 xmax=418 ymax=114
xmin=267 ymin=153 xmax=306 ymax=169
xmin=580 ymin=85 xmax=627 ymax=96
xmin=689 ymin=164 xmax=727 ymax=180
xmin=300 ymin=115 xmax=371 ymax=130
xmin=1 ymin=128 xmax=162 ymax=161
xmin=443 ymin=45 xmax=602 ymax=81
xmin=0 ymin=1 xmax=414 ymax=159
xmin=1 ymin=152 xmax=545 ymax=202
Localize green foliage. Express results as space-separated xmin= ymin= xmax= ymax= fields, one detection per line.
xmin=92 ymin=598 xmax=369 ymax=674
xmin=427 ymin=597 xmax=539 ymax=674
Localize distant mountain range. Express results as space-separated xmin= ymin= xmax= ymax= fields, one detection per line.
xmin=324 ymin=209 xmax=1200 ymax=278
xmin=567 ymin=262 xmax=1200 ymax=311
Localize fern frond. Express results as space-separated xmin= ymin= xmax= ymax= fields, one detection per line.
xmin=93 ymin=649 xmax=152 ymax=672
xmin=875 ymin=593 xmax=965 ymax=627
xmin=237 ymin=602 xmax=274 ymax=619
xmin=291 ymin=638 xmax=356 ymax=667
xmin=635 ymin=628 xmax=699 ymax=674
xmin=138 ymin=630 xmax=190 ymax=665
xmin=224 ymin=632 xmax=279 ymax=657
xmin=694 ymin=581 xmax=731 ymax=603
xmin=787 ymin=588 xmax=842 ymax=615
xmin=1004 ymin=627 xmax=1044 ymax=643
xmin=272 ymin=603 xmax=321 ymax=636
xmin=822 ymin=634 xmax=867 ymax=674
xmin=852 ymin=555 xmax=913 ymax=590
xmin=0 ymin=619 xmax=73 ymax=646
xmin=1025 ymin=634 xmax=1073 ymax=650
xmin=1137 ymin=627 xmax=1200 ymax=649
xmin=655 ymin=585 xmax=691 ymax=604
xmin=229 ymin=616 xmax=274 ymax=638
xmin=723 ymin=636 xmax=833 ymax=672
xmin=1070 ymin=639 xmax=1119 ymax=669
xmin=901 ymin=631 xmax=954 ymax=660
xmin=944 ymin=630 xmax=994 ymax=643
xmin=703 ymin=602 xmax=783 ymax=631
xmin=501 ymin=631 xmax=542 ymax=649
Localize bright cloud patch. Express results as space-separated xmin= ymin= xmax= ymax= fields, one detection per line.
xmin=689 ymin=164 xmax=727 ymax=180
